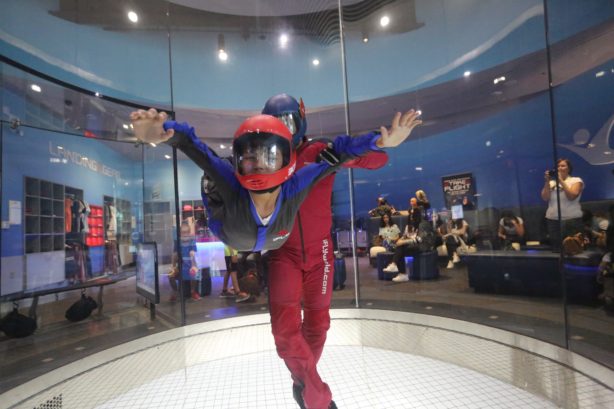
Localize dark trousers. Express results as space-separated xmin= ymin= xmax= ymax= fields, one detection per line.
xmin=547 ymin=217 xmax=583 ymax=251
xmin=391 ymin=243 xmax=420 ymax=274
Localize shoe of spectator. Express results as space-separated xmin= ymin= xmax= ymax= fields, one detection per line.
xmin=453 ymin=253 xmax=461 ymax=263
xmin=392 ymin=273 xmax=409 ymax=282
xmin=191 ymin=291 xmax=201 ymax=301
xmin=219 ymin=289 xmax=235 ymax=298
xmin=383 ymin=262 xmax=399 ymax=273
xmin=235 ymin=292 xmax=251 ymax=303
xmin=446 ymin=260 xmax=454 ymax=269
xmin=292 ymin=383 xmax=306 ymax=409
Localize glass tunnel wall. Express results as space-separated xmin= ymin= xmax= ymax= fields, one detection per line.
xmin=0 ymin=0 xmax=613 ymax=393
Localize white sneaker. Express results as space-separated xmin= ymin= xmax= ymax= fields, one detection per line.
xmin=383 ymin=262 xmax=399 ymax=273
xmin=392 ymin=273 xmax=409 ymax=282
xmin=453 ymin=253 xmax=461 ymax=263
xmin=446 ymin=260 xmax=454 ymax=269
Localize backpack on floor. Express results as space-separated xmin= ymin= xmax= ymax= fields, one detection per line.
xmin=0 ymin=308 xmax=37 ymax=338
xmin=65 ymin=293 xmax=98 ymax=322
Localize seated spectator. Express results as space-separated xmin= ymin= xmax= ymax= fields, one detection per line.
xmin=168 ymin=223 xmax=201 ymax=302
xmin=378 ymin=213 xmax=400 ymax=251
xmin=597 ymin=226 xmax=614 ymax=311
xmin=443 ymin=218 xmax=469 ymax=269
xmin=407 ymin=197 xmax=422 ymax=231
xmin=369 ymin=197 xmax=397 ymax=217
xmin=415 ymin=189 xmax=431 ymax=220
xmin=220 ymin=245 xmax=251 ymax=303
xmin=498 ymin=211 xmax=525 ymax=250
xmin=385 ymin=221 xmax=437 ymax=282
xmin=582 ymin=209 xmax=609 ymax=249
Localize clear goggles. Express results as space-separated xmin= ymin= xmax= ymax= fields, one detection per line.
xmin=275 ymin=112 xmax=300 ymax=136
xmin=233 ymin=132 xmax=291 ymax=175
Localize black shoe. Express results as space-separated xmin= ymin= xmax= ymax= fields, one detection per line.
xmin=329 ymin=400 xmax=338 ymax=409
xmin=292 ymin=383 xmax=306 ymax=409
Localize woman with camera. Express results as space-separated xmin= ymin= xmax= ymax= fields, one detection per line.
xmin=541 ymin=158 xmax=584 ymax=251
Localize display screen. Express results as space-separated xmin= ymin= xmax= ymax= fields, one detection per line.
xmin=451 ymin=204 xmax=464 ymax=220
xmin=136 ymin=242 xmax=159 ymax=303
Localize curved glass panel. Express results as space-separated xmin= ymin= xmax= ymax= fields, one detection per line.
xmin=341 ymin=0 xmax=567 ymax=347
xmin=0 ymin=0 xmax=172 ymax=108
xmin=546 ymin=0 xmax=614 ymax=367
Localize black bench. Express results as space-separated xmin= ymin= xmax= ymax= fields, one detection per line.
xmin=463 ymin=250 xmax=603 ymax=303
xmin=463 ymin=250 xmax=561 ymax=297
xmin=0 ymin=270 xmax=135 ymax=320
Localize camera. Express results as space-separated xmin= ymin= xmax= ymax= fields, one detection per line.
xmin=547 ymin=169 xmax=557 ymax=177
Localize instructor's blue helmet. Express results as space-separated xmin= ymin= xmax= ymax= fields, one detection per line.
xmin=262 ymin=93 xmax=307 ymax=148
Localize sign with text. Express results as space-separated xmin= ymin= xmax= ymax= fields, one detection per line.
xmin=441 ymin=173 xmax=477 ymax=209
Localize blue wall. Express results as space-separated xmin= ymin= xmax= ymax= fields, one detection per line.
xmin=1 ymin=125 xmax=141 ymax=256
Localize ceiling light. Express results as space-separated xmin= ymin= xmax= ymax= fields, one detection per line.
xmin=595 ymin=71 xmax=605 ymax=78
xmin=95 ymin=92 xmax=101 ymax=97
xmin=485 ymin=141 xmax=491 ymax=147
xmin=58 ymin=146 xmax=63 ymax=150
xmin=463 ymin=71 xmax=471 ymax=77
xmin=279 ymin=33 xmax=289 ymax=48
xmin=493 ymin=76 xmax=506 ymax=84
xmin=122 ymin=124 xmax=129 ymax=130
xmin=363 ymin=37 xmax=369 ymax=43
xmin=149 ymin=142 xmax=156 ymax=147
xmin=604 ymin=151 xmax=612 ymax=155
xmin=127 ymin=11 xmax=138 ymax=23
xmin=415 ymin=166 xmax=423 ymax=171
xmin=312 ymin=59 xmax=320 ymax=66
xmin=30 ymin=84 xmax=42 ymax=92
xmin=218 ymin=50 xmax=228 ymax=61
xmin=380 ymin=16 xmax=390 ymax=27
xmin=164 ymin=154 xmax=171 ymax=159
xmin=219 ymin=144 xmax=226 ymax=149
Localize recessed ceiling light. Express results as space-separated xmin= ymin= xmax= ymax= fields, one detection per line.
xmin=485 ymin=141 xmax=491 ymax=147
xmin=312 ymin=59 xmax=320 ymax=66
xmin=164 ymin=154 xmax=171 ymax=159
xmin=380 ymin=16 xmax=390 ymax=27
xmin=218 ymin=50 xmax=228 ymax=61
xmin=149 ymin=142 xmax=156 ymax=147
xmin=31 ymin=84 xmax=42 ymax=92
xmin=493 ymin=76 xmax=506 ymax=84
xmin=463 ymin=71 xmax=471 ymax=77
xmin=279 ymin=33 xmax=289 ymax=48
xmin=595 ymin=71 xmax=605 ymax=78
xmin=122 ymin=124 xmax=129 ymax=129
xmin=127 ymin=11 xmax=138 ymax=23
xmin=363 ymin=37 xmax=369 ymax=43
xmin=415 ymin=166 xmax=423 ymax=171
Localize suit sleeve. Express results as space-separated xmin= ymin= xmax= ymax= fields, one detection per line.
xmin=163 ymin=120 xmax=241 ymax=196
xmin=284 ymin=132 xmax=382 ymax=200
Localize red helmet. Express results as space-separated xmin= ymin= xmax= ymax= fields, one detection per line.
xmin=233 ymin=114 xmax=296 ymax=191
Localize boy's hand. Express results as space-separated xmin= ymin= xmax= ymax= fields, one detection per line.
xmin=130 ymin=108 xmax=175 ymax=145
xmin=376 ymin=109 xmax=422 ymax=148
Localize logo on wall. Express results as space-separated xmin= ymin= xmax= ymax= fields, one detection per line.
xmin=441 ymin=173 xmax=477 ymax=209
xmin=48 ymin=142 xmax=121 ymax=179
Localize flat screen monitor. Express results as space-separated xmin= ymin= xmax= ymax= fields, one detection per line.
xmin=136 ymin=242 xmax=159 ymax=303
xmin=451 ymin=204 xmax=464 ymax=220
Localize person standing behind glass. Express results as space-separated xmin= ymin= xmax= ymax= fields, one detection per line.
xmin=541 ymin=158 xmax=584 ymax=251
